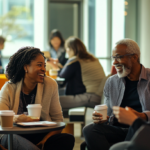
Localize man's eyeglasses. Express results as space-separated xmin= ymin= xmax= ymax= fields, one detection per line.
xmin=111 ymin=54 xmax=134 ymax=62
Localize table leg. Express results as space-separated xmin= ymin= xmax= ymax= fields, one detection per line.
xmin=61 ymin=123 xmax=74 ymax=135
xmin=8 ymin=134 xmax=13 ymax=150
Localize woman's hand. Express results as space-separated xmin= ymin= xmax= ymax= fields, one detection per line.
xmin=92 ymin=111 xmax=109 ymax=124
xmin=113 ymin=106 xmax=138 ymax=125
xmin=49 ymin=58 xmax=59 ymax=64
xmin=47 ymin=59 xmax=60 ymax=70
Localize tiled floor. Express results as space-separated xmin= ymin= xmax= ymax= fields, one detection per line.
xmin=73 ymin=124 xmax=85 ymax=150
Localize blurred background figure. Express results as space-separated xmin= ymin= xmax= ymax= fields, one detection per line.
xmin=58 ymin=37 xmax=106 ymax=117
xmin=0 ymin=36 xmax=5 ymax=69
xmin=0 ymin=36 xmax=5 ymax=73
xmin=48 ymin=29 xmax=67 ymax=66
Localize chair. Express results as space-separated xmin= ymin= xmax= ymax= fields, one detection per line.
xmin=62 ymin=107 xmax=86 ymax=136
xmin=0 ymin=74 xmax=8 ymax=89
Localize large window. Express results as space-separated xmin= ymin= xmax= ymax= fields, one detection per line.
xmin=88 ymin=0 xmax=125 ymax=75
xmin=0 ymin=0 xmax=34 ymax=69
xmin=0 ymin=0 xmax=138 ymax=74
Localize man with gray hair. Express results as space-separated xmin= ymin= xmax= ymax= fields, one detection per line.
xmin=82 ymin=38 xmax=150 ymax=150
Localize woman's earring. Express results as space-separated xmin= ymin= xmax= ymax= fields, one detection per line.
xmin=25 ymin=70 xmax=27 ymax=73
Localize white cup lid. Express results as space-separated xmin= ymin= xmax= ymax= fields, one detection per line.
xmin=50 ymin=73 xmax=58 ymax=75
xmin=26 ymin=104 xmax=42 ymax=108
xmin=94 ymin=104 xmax=108 ymax=110
xmin=0 ymin=110 xmax=15 ymax=116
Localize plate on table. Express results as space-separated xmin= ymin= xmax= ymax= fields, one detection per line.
xmin=14 ymin=121 xmax=57 ymax=127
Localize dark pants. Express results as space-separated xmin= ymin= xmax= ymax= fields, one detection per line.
xmin=1 ymin=133 xmax=75 ymax=150
xmin=83 ymin=123 xmax=128 ymax=150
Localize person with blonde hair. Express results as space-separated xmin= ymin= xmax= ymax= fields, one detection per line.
xmin=58 ymin=36 xmax=106 ymax=117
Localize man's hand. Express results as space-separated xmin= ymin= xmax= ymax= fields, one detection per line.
xmin=113 ymin=106 xmax=138 ymax=125
xmin=92 ymin=111 xmax=109 ymax=124
xmin=126 ymin=107 xmax=147 ymax=121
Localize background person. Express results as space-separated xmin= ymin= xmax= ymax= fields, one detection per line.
xmin=0 ymin=47 xmax=74 ymax=150
xmin=58 ymin=37 xmax=106 ymax=117
xmin=48 ymin=29 xmax=67 ymax=67
xmin=0 ymin=36 xmax=6 ymax=70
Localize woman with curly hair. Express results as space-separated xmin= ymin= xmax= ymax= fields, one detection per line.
xmin=0 ymin=47 xmax=74 ymax=150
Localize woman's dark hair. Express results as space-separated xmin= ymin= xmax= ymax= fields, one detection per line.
xmin=6 ymin=46 xmax=45 ymax=83
xmin=0 ymin=36 xmax=5 ymax=44
xmin=65 ymin=36 xmax=96 ymax=61
xmin=49 ymin=29 xmax=64 ymax=47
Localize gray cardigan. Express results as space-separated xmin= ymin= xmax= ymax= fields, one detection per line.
xmin=0 ymin=76 xmax=63 ymax=122
xmin=104 ymin=65 xmax=150 ymax=121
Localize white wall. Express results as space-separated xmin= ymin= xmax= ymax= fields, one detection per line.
xmin=139 ymin=0 xmax=150 ymax=68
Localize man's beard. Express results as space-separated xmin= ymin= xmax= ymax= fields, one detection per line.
xmin=114 ymin=64 xmax=131 ymax=78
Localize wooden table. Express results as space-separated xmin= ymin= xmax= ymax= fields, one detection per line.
xmin=0 ymin=122 xmax=65 ymax=150
xmin=56 ymin=77 xmax=65 ymax=84
xmin=0 ymin=74 xmax=8 ymax=89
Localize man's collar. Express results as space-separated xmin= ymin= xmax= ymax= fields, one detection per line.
xmin=119 ymin=64 xmax=147 ymax=82
xmin=139 ymin=65 xmax=148 ymax=81
xmin=69 ymin=56 xmax=77 ymax=61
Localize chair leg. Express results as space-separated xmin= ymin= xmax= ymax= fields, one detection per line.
xmin=81 ymin=123 xmax=85 ymax=137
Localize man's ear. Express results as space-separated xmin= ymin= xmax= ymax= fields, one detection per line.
xmin=132 ymin=54 xmax=139 ymax=63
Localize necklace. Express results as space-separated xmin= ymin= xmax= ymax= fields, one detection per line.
xmin=22 ymin=91 xmax=35 ymax=106
xmin=21 ymin=86 xmax=37 ymax=110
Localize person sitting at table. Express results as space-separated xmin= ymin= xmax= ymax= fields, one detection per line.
xmin=110 ymin=106 xmax=150 ymax=150
xmin=82 ymin=38 xmax=150 ymax=150
xmin=0 ymin=36 xmax=6 ymax=71
xmin=58 ymin=36 xmax=106 ymax=116
xmin=48 ymin=29 xmax=67 ymax=66
xmin=0 ymin=46 xmax=74 ymax=150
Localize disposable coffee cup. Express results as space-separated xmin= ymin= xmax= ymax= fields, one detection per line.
xmin=94 ymin=104 xmax=108 ymax=120
xmin=0 ymin=110 xmax=15 ymax=128
xmin=49 ymin=69 xmax=58 ymax=79
xmin=49 ymin=69 xmax=58 ymax=75
xmin=26 ymin=104 xmax=42 ymax=119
